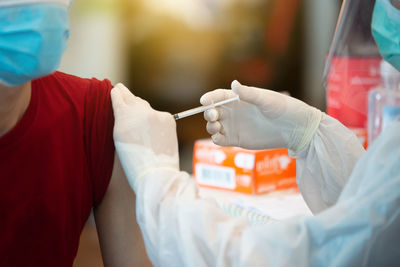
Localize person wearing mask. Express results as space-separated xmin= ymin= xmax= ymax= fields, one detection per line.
xmin=0 ymin=0 xmax=150 ymax=266
xmin=111 ymin=0 xmax=400 ymax=265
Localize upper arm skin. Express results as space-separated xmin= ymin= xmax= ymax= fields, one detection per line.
xmin=93 ymin=155 xmax=152 ymax=267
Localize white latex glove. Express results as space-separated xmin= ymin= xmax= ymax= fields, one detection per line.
xmin=111 ymin=83 xmax=179 ymax=192
xmin=201 ymin=80 xmax=322 ymax=152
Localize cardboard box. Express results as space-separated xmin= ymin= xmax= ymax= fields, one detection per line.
xmin=193 ymin=139 xmax=297 ymax=194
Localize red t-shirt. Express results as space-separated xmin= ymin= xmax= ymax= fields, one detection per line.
xmin=0 ymin=72 xmax=115 ymax=266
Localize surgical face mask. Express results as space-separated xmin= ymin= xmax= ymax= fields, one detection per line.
xmin=0 ymin=0 xmax=71 ymax=87
xmin=372 ymin=0 xmax=400 ymax=71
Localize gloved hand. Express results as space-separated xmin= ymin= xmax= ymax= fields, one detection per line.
xmin=200 ymin=80 xmax=322 ymax=152
xmin=111 ymin=83 xmax=179 ymax=192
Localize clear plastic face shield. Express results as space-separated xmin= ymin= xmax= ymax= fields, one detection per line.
xmin=323 ymin=0 xmax=382 ymax=130
xmin=323 ymin=0 xmax=380 ymax=78
xmin=368 ymin=0 xmax=400 ymax=144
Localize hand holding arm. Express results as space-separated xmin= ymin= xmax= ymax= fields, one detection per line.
xmin=111 ymin=83 xmax=179 ymax=192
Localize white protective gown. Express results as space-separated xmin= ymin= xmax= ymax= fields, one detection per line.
xmin=134 ymin=114 xmax=400 ymax=266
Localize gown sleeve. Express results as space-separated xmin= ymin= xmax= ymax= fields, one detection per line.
xmin=133 ymin=118 xmax=400 ymax=267
xmin=293 ymin=113 xmax=365 ymax=213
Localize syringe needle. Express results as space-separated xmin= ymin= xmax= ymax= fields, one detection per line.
xmin=173 ymin=95 xmax=239 ymax=120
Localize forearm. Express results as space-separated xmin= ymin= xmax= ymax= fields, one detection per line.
xmin=94 ymin=155 xmax=152 ymax=267
xmin=293 ymin=113 xmax=365 ymax=213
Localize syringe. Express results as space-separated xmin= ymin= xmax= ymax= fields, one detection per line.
xmin=173 ymin=95 xmax=240 ymax=120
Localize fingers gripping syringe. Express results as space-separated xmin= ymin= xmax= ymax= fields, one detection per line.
xmin=173 ymin=95 xmax=240 ymax=120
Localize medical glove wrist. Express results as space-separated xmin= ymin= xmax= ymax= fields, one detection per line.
xmin=201 ymin=81 xmax=322 ymax=152
xmin=111 ymin=83 xmax=179 ymax=192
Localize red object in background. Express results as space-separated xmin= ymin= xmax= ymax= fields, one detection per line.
xmin=350 ymin=127 xmax=368 ymax=149
xmin=266 ymin=0 xmax=301 ymax=56
xmin=326 ymin=56 xmax=382 ymax=128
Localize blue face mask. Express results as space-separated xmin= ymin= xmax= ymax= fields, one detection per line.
xmin=372 ymin=0 xmax=400 ymax=71
xmin=0 ymin=3 xmax=70 ymax=86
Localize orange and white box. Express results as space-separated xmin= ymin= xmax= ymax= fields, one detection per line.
xmin=193 ymin=139 xmax=297 ymax=195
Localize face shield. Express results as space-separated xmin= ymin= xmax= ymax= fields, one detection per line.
xmin=323 ymin=0 xmax=382 ymax=130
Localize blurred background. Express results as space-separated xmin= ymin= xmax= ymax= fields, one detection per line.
xmin=60 ymin=0 xmax=342 ymax=265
